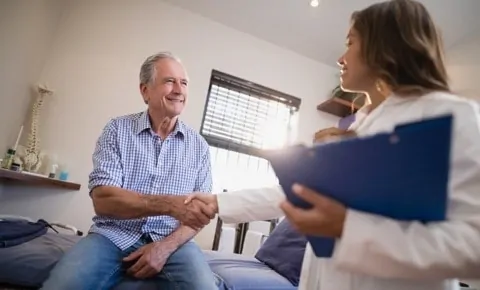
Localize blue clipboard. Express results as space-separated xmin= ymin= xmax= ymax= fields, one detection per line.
xmin=265 ymin=115 xmax=452 ymax=257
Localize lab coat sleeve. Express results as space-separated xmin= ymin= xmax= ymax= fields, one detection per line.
xmin=332 ymin=98 xmax=480 ymax=279
xmin=216 ymin=185 xmax=285 ymax=224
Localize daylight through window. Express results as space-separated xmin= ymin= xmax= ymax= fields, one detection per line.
xmin=200 ymin=70 xmax=301 ymax=192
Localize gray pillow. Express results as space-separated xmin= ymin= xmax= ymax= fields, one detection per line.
xmin=255 ymin=219 xmax=307 ymax=286
xmin=0 ymin=232 xmax=81 ymax=287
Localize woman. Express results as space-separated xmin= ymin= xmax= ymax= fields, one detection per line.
xmin=187 ymin=0 xmax=480 ymax=289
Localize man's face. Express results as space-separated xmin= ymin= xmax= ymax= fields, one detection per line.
xmin=140 ymin=58 xmax=188 ymax=118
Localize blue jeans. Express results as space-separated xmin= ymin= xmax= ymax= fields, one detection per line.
xmin=40 ymin=233 xmax=218 ymax=290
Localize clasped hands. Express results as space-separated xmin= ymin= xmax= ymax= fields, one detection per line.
xmin=170 ymin=193 xmax=218 ymax=230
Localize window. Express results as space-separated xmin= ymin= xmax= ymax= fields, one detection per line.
xmin=200 ymin=70 xmax=301 ymax=192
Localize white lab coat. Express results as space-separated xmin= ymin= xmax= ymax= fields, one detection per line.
xmin=216 ymin=91 xmax=480 ymax=290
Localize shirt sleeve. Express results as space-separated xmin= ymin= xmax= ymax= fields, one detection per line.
xmin=331 ymin=99 xmax=480 ymax=279
xmin=217 ymin=185 xmax=285 ymax=224
xmin=194 ymin=143 xmax=212 ymax=193
xmin=88 ymin=119 xmax=124 ymax=194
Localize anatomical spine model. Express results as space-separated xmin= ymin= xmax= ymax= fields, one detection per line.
xmin=22 ymin=84 xmax=53 ymax=172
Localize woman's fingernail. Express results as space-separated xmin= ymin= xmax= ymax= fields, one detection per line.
xmin=292 ymin=183 xmax=302 ymax=193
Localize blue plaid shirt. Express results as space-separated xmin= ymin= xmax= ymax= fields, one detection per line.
xmin=88 ymin=111 xmax=212 ymax=250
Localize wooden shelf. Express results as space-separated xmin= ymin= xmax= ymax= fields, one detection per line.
xmin=317 ymin=97 xmax=361 ymax=117
xmin=0 ymin=168 xmax=81 ymax=191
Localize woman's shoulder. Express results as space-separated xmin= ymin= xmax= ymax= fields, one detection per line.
xmin=410 ymin=91 xmax=480 ymax=121
xmin=416 ymin=91 xmax=478 ymax=109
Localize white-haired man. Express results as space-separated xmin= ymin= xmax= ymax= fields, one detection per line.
xmin=41 ymin=52 xmax=218 ymax=290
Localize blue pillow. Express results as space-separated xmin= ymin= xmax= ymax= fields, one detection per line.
xmin=254 ymin=219 xmax=307 ymax=286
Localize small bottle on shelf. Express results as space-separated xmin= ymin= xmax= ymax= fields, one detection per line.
xmin=48 ymin=163 xmax=58 ymax=179
xmin=1 ymin=148 xmax=16 ymax=169
xmin=58 ymin=164 xmax=69 ymax=181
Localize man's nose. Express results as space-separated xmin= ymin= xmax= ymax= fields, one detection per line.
xmin=172 ymin=80 xmax=182 ymax=93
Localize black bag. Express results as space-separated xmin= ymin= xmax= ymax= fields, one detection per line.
xmin=0 ymin=219 xmax=50 ymax=248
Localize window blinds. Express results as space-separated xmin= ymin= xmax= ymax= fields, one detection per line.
xmin=200 ymin=70 xmax=301 ymax=158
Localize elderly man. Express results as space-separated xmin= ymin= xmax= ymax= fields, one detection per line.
xmin=41 ymin=52 xmax=218 ymax=290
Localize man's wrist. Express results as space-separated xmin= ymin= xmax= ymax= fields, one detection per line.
xmin=166 ymin=195 xmax=186 ymax=217
xmin=158 ymin=226 xmax=197 ymax=253
xmin=142 ymin=195 xmax=184 ymax=217
xmin=156 ymin=237 xmax=179 ymax=254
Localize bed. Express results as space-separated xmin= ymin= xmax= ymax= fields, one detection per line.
xmin=112 ymin=250 xmax=295 ymax=290
xmin=0 ymin=217 xmax=296 ymax=290
xmin=0 ymin=217 xmax=472 ymax=290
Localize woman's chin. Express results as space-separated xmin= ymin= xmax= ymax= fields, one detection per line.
xmin=339 ymin=79 xmax=352 ymax=92
xmin=340 ymin=79 xmax=360 ymax=93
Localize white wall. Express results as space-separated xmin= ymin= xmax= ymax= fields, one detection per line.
xmin=0 ymin=0 xmax=66 ymax=155
xmin=447 ymin=32 xmax=480 ymax=99
xmin=0 ymin=0 xmax=339 ymax=249
xmin=445 ymin=32 xmax=480 ymax=290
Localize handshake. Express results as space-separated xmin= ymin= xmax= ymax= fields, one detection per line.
xmin=170 ymin=193 xmax=219 ymax=230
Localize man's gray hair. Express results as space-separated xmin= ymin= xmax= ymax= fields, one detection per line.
xmin=139 ymin=51 xmax=182 ymax=85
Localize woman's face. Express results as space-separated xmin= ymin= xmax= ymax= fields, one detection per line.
xmin=337 ymin=27 xmax=375 ymax=93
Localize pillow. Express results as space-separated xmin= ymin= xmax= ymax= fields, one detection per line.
xmin=254 ymin=219 xmax=307 ymax=286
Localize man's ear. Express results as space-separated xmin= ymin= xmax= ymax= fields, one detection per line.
xmin=140 ymin=83 xmax=148 ymax=104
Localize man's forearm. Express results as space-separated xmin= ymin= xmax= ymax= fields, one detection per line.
xmin=161 ymin=225 xmax=199 ymax=253
xmin=91 ymin=186 xmax=183 ymax=219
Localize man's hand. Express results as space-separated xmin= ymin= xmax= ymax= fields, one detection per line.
xmin=184 ymin=193 xmax=218 ymax=214
xmin=123 ymin=240 xmax=173 ymax=279
xmin=168 ymin=194 xmax=216 ymax=230
xmin=313 ymin=127 xmax=356 ymax=143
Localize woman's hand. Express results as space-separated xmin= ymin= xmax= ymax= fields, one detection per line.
xmin=314 ymin=127 xmax=356 ymax=143
xmin=280 ymin=184 xmax=347 ymax=238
